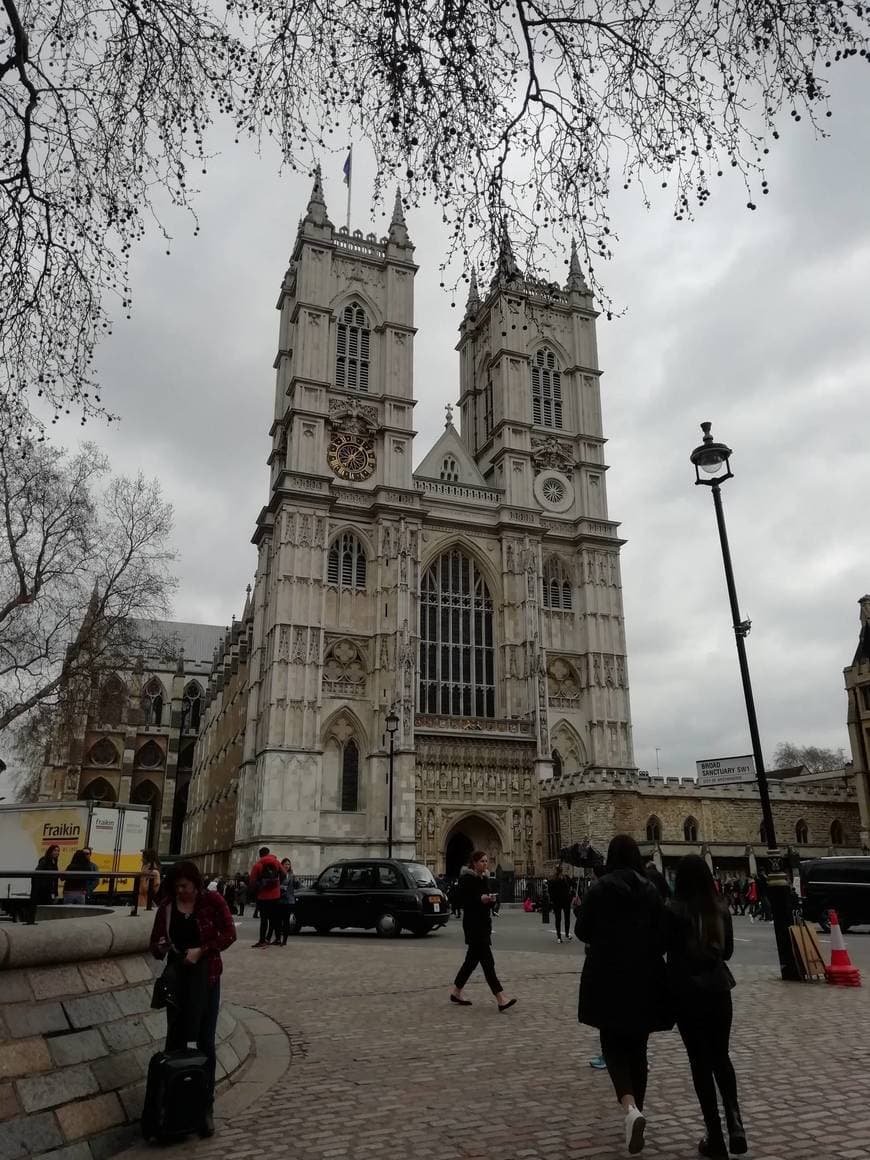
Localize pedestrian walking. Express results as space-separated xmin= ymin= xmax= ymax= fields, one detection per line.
xmin=549 ymin=865 xmax=573 ymax=942
xmin=449 ymin=851 xmax=517 ymax=1012
xmin=235 ymin=874 xmax=248 ymax=918
xmin=249 ymin=847 xmax=285 ymax=947
xmin=575 ymin=835 xmax=672 ymax=1155
xmin=138 ymin=849 xmax=161 ymax=911
xmin=81 ymin=847 xmax=100 ymax=902
xmin=667 ymin=854 xmax=747 ymax=1159
xmin=148 ymin=860 xmax=237 ymax=1136
xmin=30 ymin=844 xmax=60 ymax=918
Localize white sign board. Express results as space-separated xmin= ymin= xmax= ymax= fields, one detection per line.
xmin=696 ymin=755 xmax=756 ymax=787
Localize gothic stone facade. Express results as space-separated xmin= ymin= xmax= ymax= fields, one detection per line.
xmin=184 ymin=176 xmax=635 ymax=876
xmin=39 ymin=621 xmax=224 ymax=855
xmin=845 ymin=594 xmax=870 ymax=847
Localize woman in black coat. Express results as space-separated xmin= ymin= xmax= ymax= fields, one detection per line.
xmin=30 ymin=844 xmax=61 ymax=909
xmin=667 ymin=855 xmax=747 ymax=1159
xmin=449 ymin=851 xmax=516 ymax=1012
xmin=575 ymin=835 xmax=671 ymax=1155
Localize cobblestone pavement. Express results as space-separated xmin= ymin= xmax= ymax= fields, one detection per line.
xmin=118 ymin=929 xmax=870 ymax=1160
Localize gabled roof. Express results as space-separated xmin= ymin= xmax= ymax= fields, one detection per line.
xmin=414 ymin=420 xmax=490 ymax=488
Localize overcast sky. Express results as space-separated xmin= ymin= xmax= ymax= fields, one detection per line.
xmin=16 ymin=59 xmax=869 ymax=790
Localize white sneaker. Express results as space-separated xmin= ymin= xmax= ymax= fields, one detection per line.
xmin=625 ymin=1105 xmax=646 ymax=1154
xmin=556 ymin=935 xmax=563 ymax=943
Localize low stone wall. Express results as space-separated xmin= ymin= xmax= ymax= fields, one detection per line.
xmin=0 ymin=912 xmax=251 ymax=1159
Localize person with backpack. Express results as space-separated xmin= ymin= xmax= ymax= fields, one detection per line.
xmin=667 ymin=854 xmax=747 ymax=1158
xmin=575 ymin=835 xmax=672 ymax=1155
xmin=249 ymin=847 xmax=285 ymax=947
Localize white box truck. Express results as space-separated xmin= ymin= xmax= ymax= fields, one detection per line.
xmin=0 ymin=801 xmax=151 ymax=900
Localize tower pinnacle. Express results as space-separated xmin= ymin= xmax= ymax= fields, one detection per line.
xmin=495 ymin=219 xmax=521 ymax=284
xmin=388 ymin=186 xmax=411 ymax=247
xmin=303 ymin=165 xmax=332 ymax=228
xmin=465 ymin=266 xmax=480 ymax=315
xmin=566 ymin=237 xmax=588 ymax=292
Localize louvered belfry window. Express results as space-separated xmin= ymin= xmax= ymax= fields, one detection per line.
xmin=336 ymin=302 xmax=370 ymax=392
xmin=418 ymin=549 xmax=495 ymax=718
xmin=327 ymin=532 xmax=367 ymax=590
xmin=531 ymin=348 xmax=562 ymax=428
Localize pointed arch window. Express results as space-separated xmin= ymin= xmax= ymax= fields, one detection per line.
xmin=831 ymin=819 xmax=844 ymax=846
xmin=183 ymin=681 xmax=203 ymax=730
xmin=88 ymin=738 xmax=120 ymax=767
xmin=795 ymin=819 xmax=809 ymax=845
xmin=98 ymin=674 xmax=126 ymax=725
xmin=551 ymin=750 xmax=563 ymax=779
xmin=483 ymin=377 xmax=494 ymax=436
xmin=542 ymin=557 xmax=572 ymax=611
xmin=142 ymin=678 xmax=165 ymax=726
xmin=419 ymin=549 xmax=495 ymax=718
xmin=135 ymin=740 xmax=165 ymax=770
xmin=683 ymin=816 xmax=699 ymax=843
xmin=327 ymin=532 xmax=367 ymax=590
xmin=531 ymin=348 xmax=562 ymax=429
xmin=646 ymin=816 xmax=662 ymax=843
xmin=82 ymin=777 xmax=116 ymax=803
xmin=440 ymin=456 xmax=459 ymax=482
xmin=341 ymin=739 xmax=360 ymax=812
xmin=336 ymin=302 xmax=370 ymax=392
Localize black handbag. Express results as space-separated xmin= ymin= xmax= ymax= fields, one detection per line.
xmin=151 ymin=960 xmax=180 ymax=1010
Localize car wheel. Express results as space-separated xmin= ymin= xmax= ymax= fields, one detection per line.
xmin=375 ymin=912 xmax=401 ymax=938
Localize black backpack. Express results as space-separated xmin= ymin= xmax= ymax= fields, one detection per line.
xmin=256 ymin=862 xmax=280 ymax=896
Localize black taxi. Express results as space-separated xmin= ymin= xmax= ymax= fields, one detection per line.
xmin=292 ymin=858 xmax=449 ymax=937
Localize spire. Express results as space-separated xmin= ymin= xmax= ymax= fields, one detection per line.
xmin=465 ymin=266 xmax=480 ymax=315
xmin=388 ymin=186 xmax=411 ymax=247
xmin=854 ymin=595 xmax=870 ymax=665
xmin=496 ymin=218 xmax=521 ymax=283
xmin=566 ymin=237 xmax=588 ymax=292
xmin=242 ymin=582 xmax=252 ymax=623
xmin=302 ymin=164 xmax=332 ymax=229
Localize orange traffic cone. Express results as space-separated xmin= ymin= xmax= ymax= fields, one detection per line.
xmin=824 ymin=910 xmax=861 ymax=987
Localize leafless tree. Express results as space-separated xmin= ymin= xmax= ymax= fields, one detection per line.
xmin=0 ymin=433 xmax=176 ymax=735
xmin=3 ymin=1 xmax=869 ymax=421
xmin=772 ymin=742 xmax=848 ymax=774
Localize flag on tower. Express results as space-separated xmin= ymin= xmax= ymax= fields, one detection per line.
xmin=343 ymin=147 xmax=352 ymax=186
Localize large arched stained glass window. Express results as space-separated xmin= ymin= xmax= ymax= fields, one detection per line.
xmin=419 ymin=549 xmax=495 ymax=718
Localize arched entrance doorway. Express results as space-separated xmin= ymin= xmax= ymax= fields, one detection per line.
xmin=443 ymin=814 xmax=503 ymax=878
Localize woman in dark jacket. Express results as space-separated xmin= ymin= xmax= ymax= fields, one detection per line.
xmin=30 ymin=844 xmax=61 ymax=909
xmin=149 ymin=860 xmax=237 ymax=1132
xmin=668 ymin=855 xmax=747 ymax=1159
xmin=449 ymin=851 xmax=516 ymax=1011
xmin=575 ymin=835 xmax=671 ymax=1155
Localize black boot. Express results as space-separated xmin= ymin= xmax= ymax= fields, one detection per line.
xmin=724 ymin=1102 xmax=747 ymax=1155
xmin=697 ymin=1134 xmax=728 ymax=1159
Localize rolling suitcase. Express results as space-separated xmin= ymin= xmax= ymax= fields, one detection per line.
xmin=141 ymin=1048 xmax=211 ymax=1142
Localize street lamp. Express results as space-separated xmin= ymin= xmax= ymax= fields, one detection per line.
xmin=690 ymin=422 xmax=800 ymax=982
xmin=385 ymin=708 xmax=400 ymax=859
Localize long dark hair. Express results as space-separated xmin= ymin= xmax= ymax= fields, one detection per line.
xmin=605 ymin=834 xmax=645 ymax=874
xmin=66 ymin=850 xmax=93 ymax=872
xmin=164 ymin=860 xmax=203 ymax=895
xmin=673 ymin=854 xmax=725 ymax=949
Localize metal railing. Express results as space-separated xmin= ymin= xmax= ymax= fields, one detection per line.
xmin=0 ymin=870 xmax=152 ymax=924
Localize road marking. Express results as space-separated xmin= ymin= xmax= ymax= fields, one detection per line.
xmin=733 ymin=937 xmax=751 ymax=942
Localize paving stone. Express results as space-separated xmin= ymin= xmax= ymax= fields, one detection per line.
xmin=0 ymin=1035 xmax=52 ymax=1080
xmin=90 ymin=1050 xmax=144 ymax=1093
xmin=47 ymin=1029 xmax=108 ymax=1068
xmin=118 ymin=956 xmax=155 ymax=985
xmin=56 ymin=1092 xmax=124 ymax=1142
xmin=0 ymin=1083 xmax=20 ymax=1124
xmin=87 ymin=1121 xmax=137 ymax=1160
xmin=62 ymin=993 xmax=122 ymax=1029
xmin=3 ymin=1002 xmax=69 ymax=1039
xmin=142 ymin=1011 xmax=165 ymax=1040
xmin=27 ymin=967 xmax=85 ymax=1002
xmin=78 ymin=961 xmax=125 ymax=993
xmin=98 ymin=1016 xmax=151 ymax=1053
xmin=0 ymin=972 xmax=33 ymax=1005
xmin=118 ymin=1080 xmax=146 ymax=1121
xmin=33 ymin=1145 xmax=93 ymax=1160
xmin=0 ymin=1111 xmax=64 ymax=1159
xmin=17 ymin=1065 xmax=99 ymax=1113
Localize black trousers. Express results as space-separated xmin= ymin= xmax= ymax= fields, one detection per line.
xmin=677 ymin=991 xmax=739 ymax=1134
xmin=165 ymin=981 xmax=221 ymax=1103
xmin=454 ymin=938 xmax=503 ymax=995
xmin=553 ymin=903 xmax=571 ymax=937
xmin=258 ymin=899 xmax=276 ymax=943
xmin=599 ymin=1028 xmax=649 ymax=1109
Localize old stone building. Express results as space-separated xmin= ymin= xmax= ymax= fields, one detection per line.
xmin=845 ymin=594 xmax=870 ymax=846
xmin=39 ymin=620 xmax=224 ymax=853
xmin=541 ymin=767 xmax=862 ymax=877
xmin=184 ymin=173 xmax=635 ymax=875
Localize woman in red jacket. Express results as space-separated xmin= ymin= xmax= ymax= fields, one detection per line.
xmin=149 ymin=861 xmax=236 ymax=1125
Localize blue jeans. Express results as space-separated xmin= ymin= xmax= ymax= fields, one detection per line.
xmin=165 ymin=981 xmax=221 ymax=1103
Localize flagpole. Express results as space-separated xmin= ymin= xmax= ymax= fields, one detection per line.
xmin=345 ymin=144 xmax=352 ymax=232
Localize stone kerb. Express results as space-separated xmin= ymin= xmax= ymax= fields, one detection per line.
xmin=0 ymin=912 xmax=251 ymax=1160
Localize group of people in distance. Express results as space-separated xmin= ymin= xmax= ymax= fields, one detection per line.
xmin=449 ymin=835 xmax=746 ymax=1158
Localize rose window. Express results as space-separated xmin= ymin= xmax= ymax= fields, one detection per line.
xmin=542 ymin=478 xmax=566 ymax=504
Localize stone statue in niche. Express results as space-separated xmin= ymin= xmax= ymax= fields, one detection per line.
xmin=415 ymin=809 xmax=422 ymax=838
xmin=522 ymin=773 xmax=531 ymax=795
xmin=524 ymin=810 xmax=534 ymax=841
xmin=604 ymin=655 xmax=616 ymax=687
xmin=426 ymin=809 xmax=435 ymax=838
xmin=616 ymin=657 xmax=626 ymax=687
xmin=512 ymin=810 xmax=521 ymax=840
xmin=300 ymin=514 xmax=312 ymax=547
xmin=505 ymin=541 xmax=515 ymax=572
xmin=593 ymin=654 xmax=602 ymax=686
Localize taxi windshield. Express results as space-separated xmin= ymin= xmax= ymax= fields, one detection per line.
xmin=405 ymin=863 xmax=437 ymax=887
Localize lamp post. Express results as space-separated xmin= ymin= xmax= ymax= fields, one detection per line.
xmin=385 ymin=708 xmax=400 ymax=859
xmin=690 ymin=422 xmax=800 ymax=982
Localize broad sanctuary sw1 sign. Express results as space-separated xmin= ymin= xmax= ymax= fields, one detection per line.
xmin=696 ymin=755 xmax=757 ymax=787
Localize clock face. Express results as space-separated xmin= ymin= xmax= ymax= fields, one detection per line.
xmin=327 ymin=432 xmax=377 ymax=482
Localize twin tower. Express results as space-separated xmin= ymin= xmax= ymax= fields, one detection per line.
xmin=185 ymin=173 xmax=635 ymax=876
